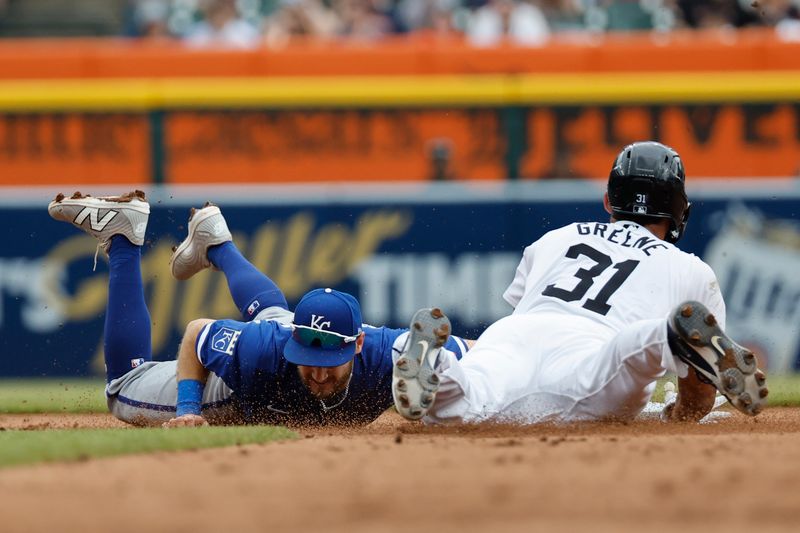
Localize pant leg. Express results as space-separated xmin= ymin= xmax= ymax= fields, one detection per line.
xmin=426 ymin=314 xmax=687 ymax=425
xmin=426 ymin=314 xmax=579 ymax=424
xmin=564 ymin=318 xmax=687 ymax=421
xmin=105 ymin=361 xmax=238 ymax=426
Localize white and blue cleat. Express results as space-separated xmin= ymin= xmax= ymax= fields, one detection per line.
xmin=393 ymin=308 xmax=451 ymax=421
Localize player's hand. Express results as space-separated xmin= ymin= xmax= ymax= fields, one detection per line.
xmin=162 ymin=414 xmax=209 ymax=428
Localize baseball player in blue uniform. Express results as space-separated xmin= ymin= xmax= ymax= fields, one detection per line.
xmin=47 ymin=192 xmax=470 ymax=427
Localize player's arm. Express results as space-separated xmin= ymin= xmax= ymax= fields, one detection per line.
xmin=503 ymin=243 xmax=536 ymax=309
xmin=163 ymin=318 xmax=215 ymax=428
xmin=663 ymin=368 xmax=716 ymax=422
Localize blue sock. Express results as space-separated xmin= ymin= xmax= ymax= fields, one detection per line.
xmin=207 ymin=241 xmax=288 ymax=321
xmin=104 ymin=235 xmax=152 ymax=382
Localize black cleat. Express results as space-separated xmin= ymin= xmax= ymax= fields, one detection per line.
xmin=668 ymin=301 xmax=768 ymax=416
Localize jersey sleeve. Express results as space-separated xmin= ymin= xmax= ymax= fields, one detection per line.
xmin=196 ymin=319 xmax=278 ymax=389
xmin=503 ymin=243 xmax=536 ymax=309
xmin=696 ymin=261 xmax=727 ymax=329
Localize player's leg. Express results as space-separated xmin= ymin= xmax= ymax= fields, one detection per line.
xmin=570 ymin=302 xmax=769 ymax=422
xmin=104 ymin=234 xmax=153 ymax=381
xmin=169 ymin=203 xmax=288 ymax=321
xmin=430 ymin=315 xmax=704 ymax=424
xmin=101 ymin=237 xmax=239 ymax=427
xmin=48 ymin=191 xmax=152 ymax=382
xmin=566 ymin=317 xmax=683 ymax=421
xmin=394 ymin=311 xmax=567 ymax=424
xmin=49 ymin=192 xmax=238 ymax=426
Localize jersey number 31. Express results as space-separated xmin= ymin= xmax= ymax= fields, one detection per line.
xmin=542 ymin=244 xmax=639 ymax=316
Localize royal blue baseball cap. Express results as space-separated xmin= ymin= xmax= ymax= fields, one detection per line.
xmin=283 ymin=288 xmax=363 ymax=367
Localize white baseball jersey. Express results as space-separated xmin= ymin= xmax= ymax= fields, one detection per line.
xmin=504 ymin=221 xmax=725 ymax=331
xmin=427 ymin=220 xmax=726 ymax=425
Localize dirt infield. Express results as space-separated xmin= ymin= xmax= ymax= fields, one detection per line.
xmin=1 ymin=409 xmax=799 ymax=533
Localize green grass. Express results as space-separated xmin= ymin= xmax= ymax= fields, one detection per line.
xmin=654 ymin=374 xmax=800 ymax=405
xmin=758 ymin=374 xmax=800 ymax=407
xmin=0 ymin=379 xmax=107 ymax=413
xmin=2 ymin=373 xmax=799 ymax=416
xmin=0 ymin=426 xmax=297 ymax=468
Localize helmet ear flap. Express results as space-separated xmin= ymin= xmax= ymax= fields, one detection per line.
xmin=668 ymin=202 xmax=691 ymax=243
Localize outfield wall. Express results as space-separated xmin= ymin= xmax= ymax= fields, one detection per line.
xmin=0 ymin=30 xmax=799 ymax=184
xmin=1 ymin=180 xmax=799 ymax=377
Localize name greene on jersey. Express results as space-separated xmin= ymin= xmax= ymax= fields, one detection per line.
xmin=575 ymin=222 xmax=668 ymax=256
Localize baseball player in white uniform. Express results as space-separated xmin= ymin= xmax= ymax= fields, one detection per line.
xmin=392 ymin=141 xmax=768 ymax=425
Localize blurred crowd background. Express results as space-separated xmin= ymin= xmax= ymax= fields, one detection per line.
xmin=0 ymin=0 xmax=798 ymax=46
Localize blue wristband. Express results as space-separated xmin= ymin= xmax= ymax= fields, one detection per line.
xmin=176 ymin=379 xmax=204 ymax=417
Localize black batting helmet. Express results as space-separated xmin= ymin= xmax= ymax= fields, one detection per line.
xmin=607 ymin=141 xmax=690 ymax=243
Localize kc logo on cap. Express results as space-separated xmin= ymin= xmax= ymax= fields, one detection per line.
xmin=283 ymin=288 xmax=363 ymax=368
xmin=310 ymin=315 xmax=332 ymax=330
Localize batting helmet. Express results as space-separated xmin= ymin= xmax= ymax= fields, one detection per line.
xmin=607 ymin=141 xmax=690 ymax=243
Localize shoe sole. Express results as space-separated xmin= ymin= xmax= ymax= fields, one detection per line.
xmin=169 ymin=205 xmax=222 ymax=281
xmin=392 ymin=308 xmax=451 ymax=421
xmin=671 ymin=301 xmax=768 ymax=416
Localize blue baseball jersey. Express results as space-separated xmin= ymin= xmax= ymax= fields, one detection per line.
xmin=197 ymin=319 xmax=468 ymax=426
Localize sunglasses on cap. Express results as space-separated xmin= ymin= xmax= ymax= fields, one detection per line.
xmin=291 ymin=324 xmax=359 ymax=349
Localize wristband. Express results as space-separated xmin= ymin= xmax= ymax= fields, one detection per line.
xmin=176 ymin=379 xmax=204 ymax=417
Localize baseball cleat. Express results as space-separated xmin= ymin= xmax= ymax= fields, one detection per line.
xmin=47 ymin=190 xmax=150 ymax=253
xmin=392 ymin=307 xmax=451 ymax=421
xmin=170 ymin=202 xmax=232 ymax=280
xmin=668 ymin=301 xmax=768 ymax=416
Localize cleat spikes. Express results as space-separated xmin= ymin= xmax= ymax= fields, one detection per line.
xmin=392 ymin=307 xmax=450 ymax=421
xmin=739 ymin=393 xmax=752 ymax=407
xmin=670 ymin=300 xmax=767 ymax=417
xmin=53 ymin=192 xmax=65 ymax=203
xmin=724 ymin=348 xmax=735 ymax=359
